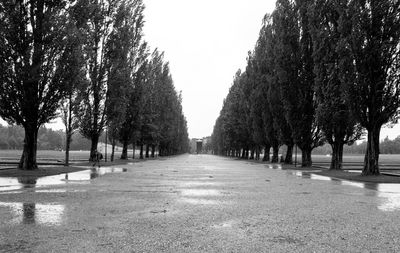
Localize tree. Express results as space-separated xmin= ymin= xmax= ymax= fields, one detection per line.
xmin=76 ymin=0 xmax=145 ymax=161
xmin=309 ymin=0 xmax=362 ymax=170
xmin=339 ymin=0 xmax=400 ymax=175
xmin=0 ymin=0 xmax=80 ymax=170
xmin=255 ymin=17 xmax=282 ymax=163
xmin=273 ymin=0 xmax=324 ymax=167
xmin=76 ymin=0 xmax=116 ymax=161
xmin=60 ymin=26 xmax=86 ymax=166
xmin=105 ymin=0 xmax=146 ymax=161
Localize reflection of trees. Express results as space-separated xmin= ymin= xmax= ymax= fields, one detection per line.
xmin=18 ymin=177 xmax=38 ymax=188
xmin=22 ymin=203 xmax=36 ymax=224
xmin=363 ymin=183 xmax=378 ymax=192
xmin=90 ymin=168 xmax=99 ymax=179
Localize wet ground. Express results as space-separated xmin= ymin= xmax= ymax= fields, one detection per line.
xmin=0 ymin=154 xmax=399 ymax=252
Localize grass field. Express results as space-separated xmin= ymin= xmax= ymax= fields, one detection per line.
xmin=306 ymin=154 xmax=400 ymax=165
xmin=0 ymin=149 xmax=141 ymax=162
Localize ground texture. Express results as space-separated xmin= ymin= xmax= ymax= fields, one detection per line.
xmin=0 ymin=154 xmax=399 ymax=252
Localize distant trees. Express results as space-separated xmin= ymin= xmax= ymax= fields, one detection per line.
xmin=211 ymin=0 xmax=400 ymax=174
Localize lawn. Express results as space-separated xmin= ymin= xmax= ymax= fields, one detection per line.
xmin=309 ymin=154 xmax=400 ymax=165
xmin=0 ymin=149 xmax=140 ymax=162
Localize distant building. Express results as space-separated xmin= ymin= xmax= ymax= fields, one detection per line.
xmin=189 ymin=136 xmax=212 ymax=154
xmin=196 ymin=139 xmax=202 ymax=154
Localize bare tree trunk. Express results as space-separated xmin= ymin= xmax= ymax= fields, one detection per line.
xmin=363 ymin=126 xmax=381 ymax=175
xmin=330 ymin=141 xmax=344 ymax=170
xmin=89 ymin=134 xmax=99 ymax=162
xmin=111 ymin=139 xmax=116 ymax=162
xmin=250 ymin=149 xmax=254 ymax=160
xmin=140 ymin=144 xmax=144 ymax=159
xmin=271 ymin=144 xmax=279 ymax=163
xmin=19 ymin=125 xmax=38 ymax=170
xmin=145 ymin=145 xmax=150 ymax=158
xmin=301 ymin=147 xmax=312 ymax=167
xmin=285 ymin=144 xmax=293 ymax=164
xmin=263 ymin=145 xmax=271 ymax=162
xmin=65 ymin=131 xmax=72 ymax=166
xmin=132 ymin=143 xmax=136 ymax=159
xmin=241 ymin=149 xmax=246 ymax=159
xmin=256 ymin=147 xmax=260 ymax=160
xmin=121 ymin=140 xmax=128 ymax=159
xmin=151 ymin=145 xmax=155 ymax=158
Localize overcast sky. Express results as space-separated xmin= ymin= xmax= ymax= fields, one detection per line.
xmin=143 ymin=0 xmax=276 ymax=138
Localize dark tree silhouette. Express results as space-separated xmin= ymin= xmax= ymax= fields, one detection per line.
xmin=339 ymin=0 xmax=400 ymax=175
xmin=0 ymin=0 xmax=80 ymax=170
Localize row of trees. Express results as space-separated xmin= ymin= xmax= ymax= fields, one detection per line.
xmin=0 ymin=0 xmax=189 ymax=170
xmin=211 ymin=0 xmax=400 ymax=175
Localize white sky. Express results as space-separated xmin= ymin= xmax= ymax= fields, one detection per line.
xmin=1 ymin=0 xmax=399 ymax=141
xmin=143 ymin=0 xmax=277 ymax=138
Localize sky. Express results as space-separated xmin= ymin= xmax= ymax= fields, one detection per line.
xmin=1 ymin=0 xmax=399 ymax=141
xmin=142 ymin=0 xmax=277 ymax=138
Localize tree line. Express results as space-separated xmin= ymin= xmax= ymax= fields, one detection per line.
xmin=0 ymin=124 xmax=101 ymax=151
xmin=211 ymin=0 xmax=400 ymax=175
xmin=0 ymin=0 xmax=189 ymax=169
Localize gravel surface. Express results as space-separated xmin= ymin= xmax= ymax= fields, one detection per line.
xmin=0 ymin=154 xmax=399 ymax=252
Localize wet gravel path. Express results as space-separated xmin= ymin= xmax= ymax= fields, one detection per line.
xmin=0 ymin=154 xmax=399 ymax=252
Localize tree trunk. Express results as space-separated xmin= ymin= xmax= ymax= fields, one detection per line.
xmin=330 ymin=141 xmax=344 ymax=170
xmin=89 ymin=134 xmax=99 ymax=162
xmin=120 ymin=140 xmax=129 ymax=159
xmin=301 ymin=147 xmax=312 ymax=167
xmin=285 ymin=144 xmax=293 ymax=164
xmin=140 ymin=144 xmax=144 ymax=159
xmin=250 ymin=149 xmax=254 ymax=160
xmin=263 ymin=145 xmax=271 ymax=162
xmin=111 ymin=140 xmax=115 ymax=162
xmin=19 ymin=126 xmax=38 ymax=170
xmin=145 ymin=145 xmax=150 ymax=158
xmin=151 ymin=145 xmax=155 ymax=157
xmin=271 ymin=145 xmax=279 ymax=163
xmin=241 ymin=149 xmax=246 ymax=159
xmin=65 ymin=131 xmax=72 ymax=166
xmin=362 ymin=126 xmax=381 ymax=175
xmin=132 ymin=143 xmax=136 ymax=159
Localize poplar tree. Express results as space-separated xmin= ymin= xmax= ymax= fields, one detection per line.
xmin=0 ymin=0 xmax=79 ymax=170
xmin=310 ymin=0 xmax=362 ymax=170
xmin=340 ymin=0 xmax=400 ymax=175
xmin=273 ymin=0 xmax=324 ymax=167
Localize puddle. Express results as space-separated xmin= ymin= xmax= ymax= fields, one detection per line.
xmin=180 ymin=181 xmax=219 ymax=187
xmin=181 ymin=189 xmax=220 ymax=196
xmin=212 ymin=220 xmax=236 ymax=229
xmin=0 ymin=167 xmax=128 ymax=192
xmin=0 ymin=202 xmax=65 ymax=226
xmin=180 ymin=198 xmax=218 ymax=205
xmin=289 ymin=170 xmax=400 ymax=212
xmin=266 ymin=164 xmax=283 ymax=170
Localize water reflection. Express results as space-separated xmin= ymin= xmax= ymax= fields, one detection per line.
xmin=266 ymin=164 xmax=283 ymax=170
xmin=0 ymin=202 xmax=65 ymax=226
xmin=0 ymin=167 xmax=128 ymax=192
xmin=181 ymin=189 xmax=220 ymax=196
xmin=288 ymin=170 xmax=400 ymax=212
xmin=180 ymin=198 xmax=218 ymax=205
